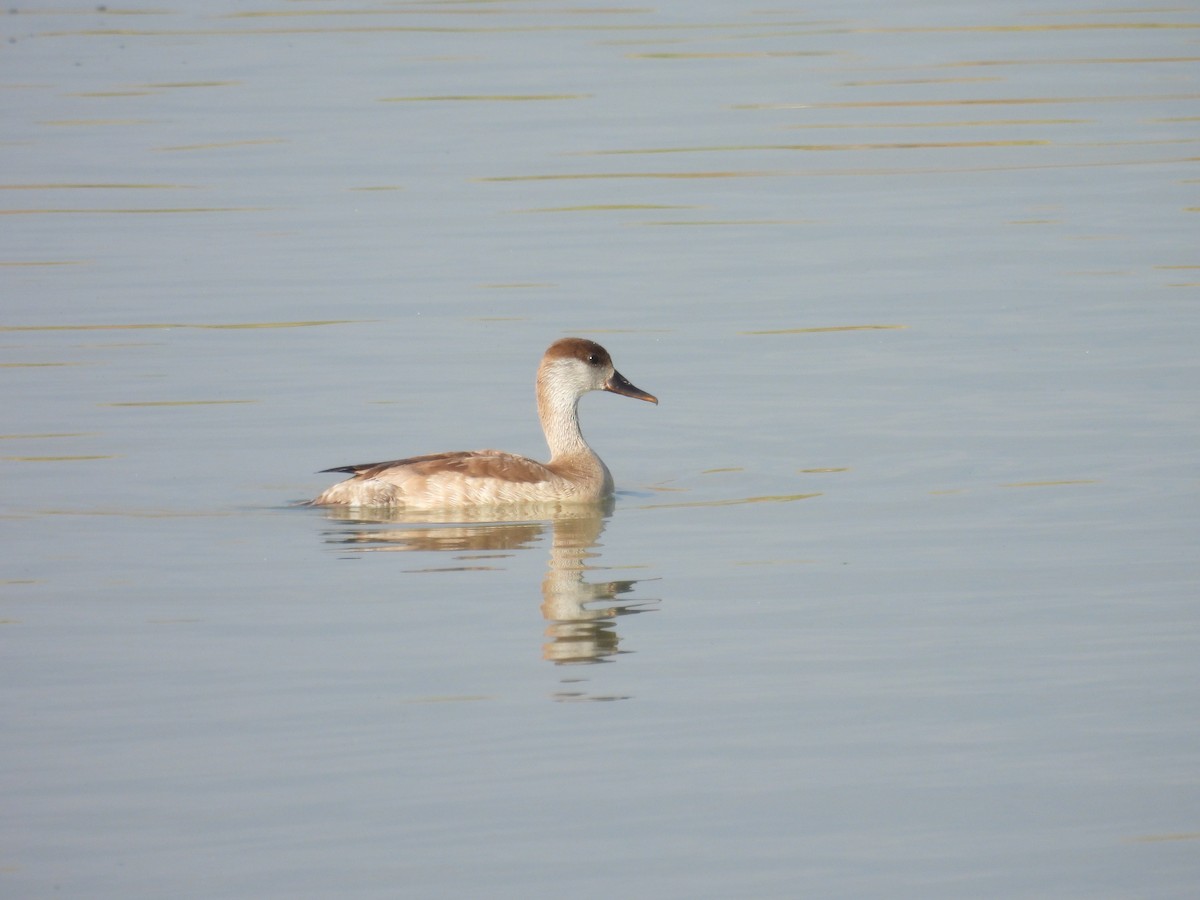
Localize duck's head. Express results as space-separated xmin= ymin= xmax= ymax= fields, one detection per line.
xmin=540 ymin=337 xmax=658 ymax=405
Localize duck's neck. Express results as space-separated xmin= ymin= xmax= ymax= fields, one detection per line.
xmin=537 ymin=374 xmax=594 ymax=464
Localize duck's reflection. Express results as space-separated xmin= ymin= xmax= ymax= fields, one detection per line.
xmin=318 ymin=500 xmax=658 ymax=667
xmin=537 ymin=508 xmax=656 ymax=665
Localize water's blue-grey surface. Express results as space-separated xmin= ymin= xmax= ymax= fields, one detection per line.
xmin=3 ymin=2 xmax=1198 ymax=897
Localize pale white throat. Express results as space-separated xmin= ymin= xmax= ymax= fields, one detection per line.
xmin=310 ymin=337 xmax=657 ymax=509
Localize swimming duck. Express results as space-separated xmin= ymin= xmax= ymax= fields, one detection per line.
xmin=311 ymin=337 xmax=657 ymax=508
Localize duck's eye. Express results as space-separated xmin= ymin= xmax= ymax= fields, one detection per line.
xmin=586 ymin=353 xmax=600 ymax=366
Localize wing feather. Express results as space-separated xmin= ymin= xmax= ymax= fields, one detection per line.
xmin=320 ymin=450 xmax=553 ymax=485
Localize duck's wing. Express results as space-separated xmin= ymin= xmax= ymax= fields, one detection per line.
xmin=320 ymin=450 xmax=553 ymax=485
xmin=319 ymin=452 xmax=466 ymax=477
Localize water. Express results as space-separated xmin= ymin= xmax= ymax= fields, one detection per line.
xmin=3 ymin=2 xmax=1198 ymax=897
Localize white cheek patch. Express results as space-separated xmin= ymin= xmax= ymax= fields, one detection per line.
xmin=544 ymin=359 xmax=594 ymax=402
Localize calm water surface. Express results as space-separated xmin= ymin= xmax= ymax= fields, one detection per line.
xmin=2 ymin=1 xmax=1198 ymax=897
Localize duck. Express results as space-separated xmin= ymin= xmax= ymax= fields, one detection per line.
xmin=310 ymin=337 xmax=657 ymax=509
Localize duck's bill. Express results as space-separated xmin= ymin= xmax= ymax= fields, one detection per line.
xmin=605 ymin=370 xmax=658 ymax=404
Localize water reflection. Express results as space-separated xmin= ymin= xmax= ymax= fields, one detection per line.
xmin=317 ymin=500 xmax=658 ymax=668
